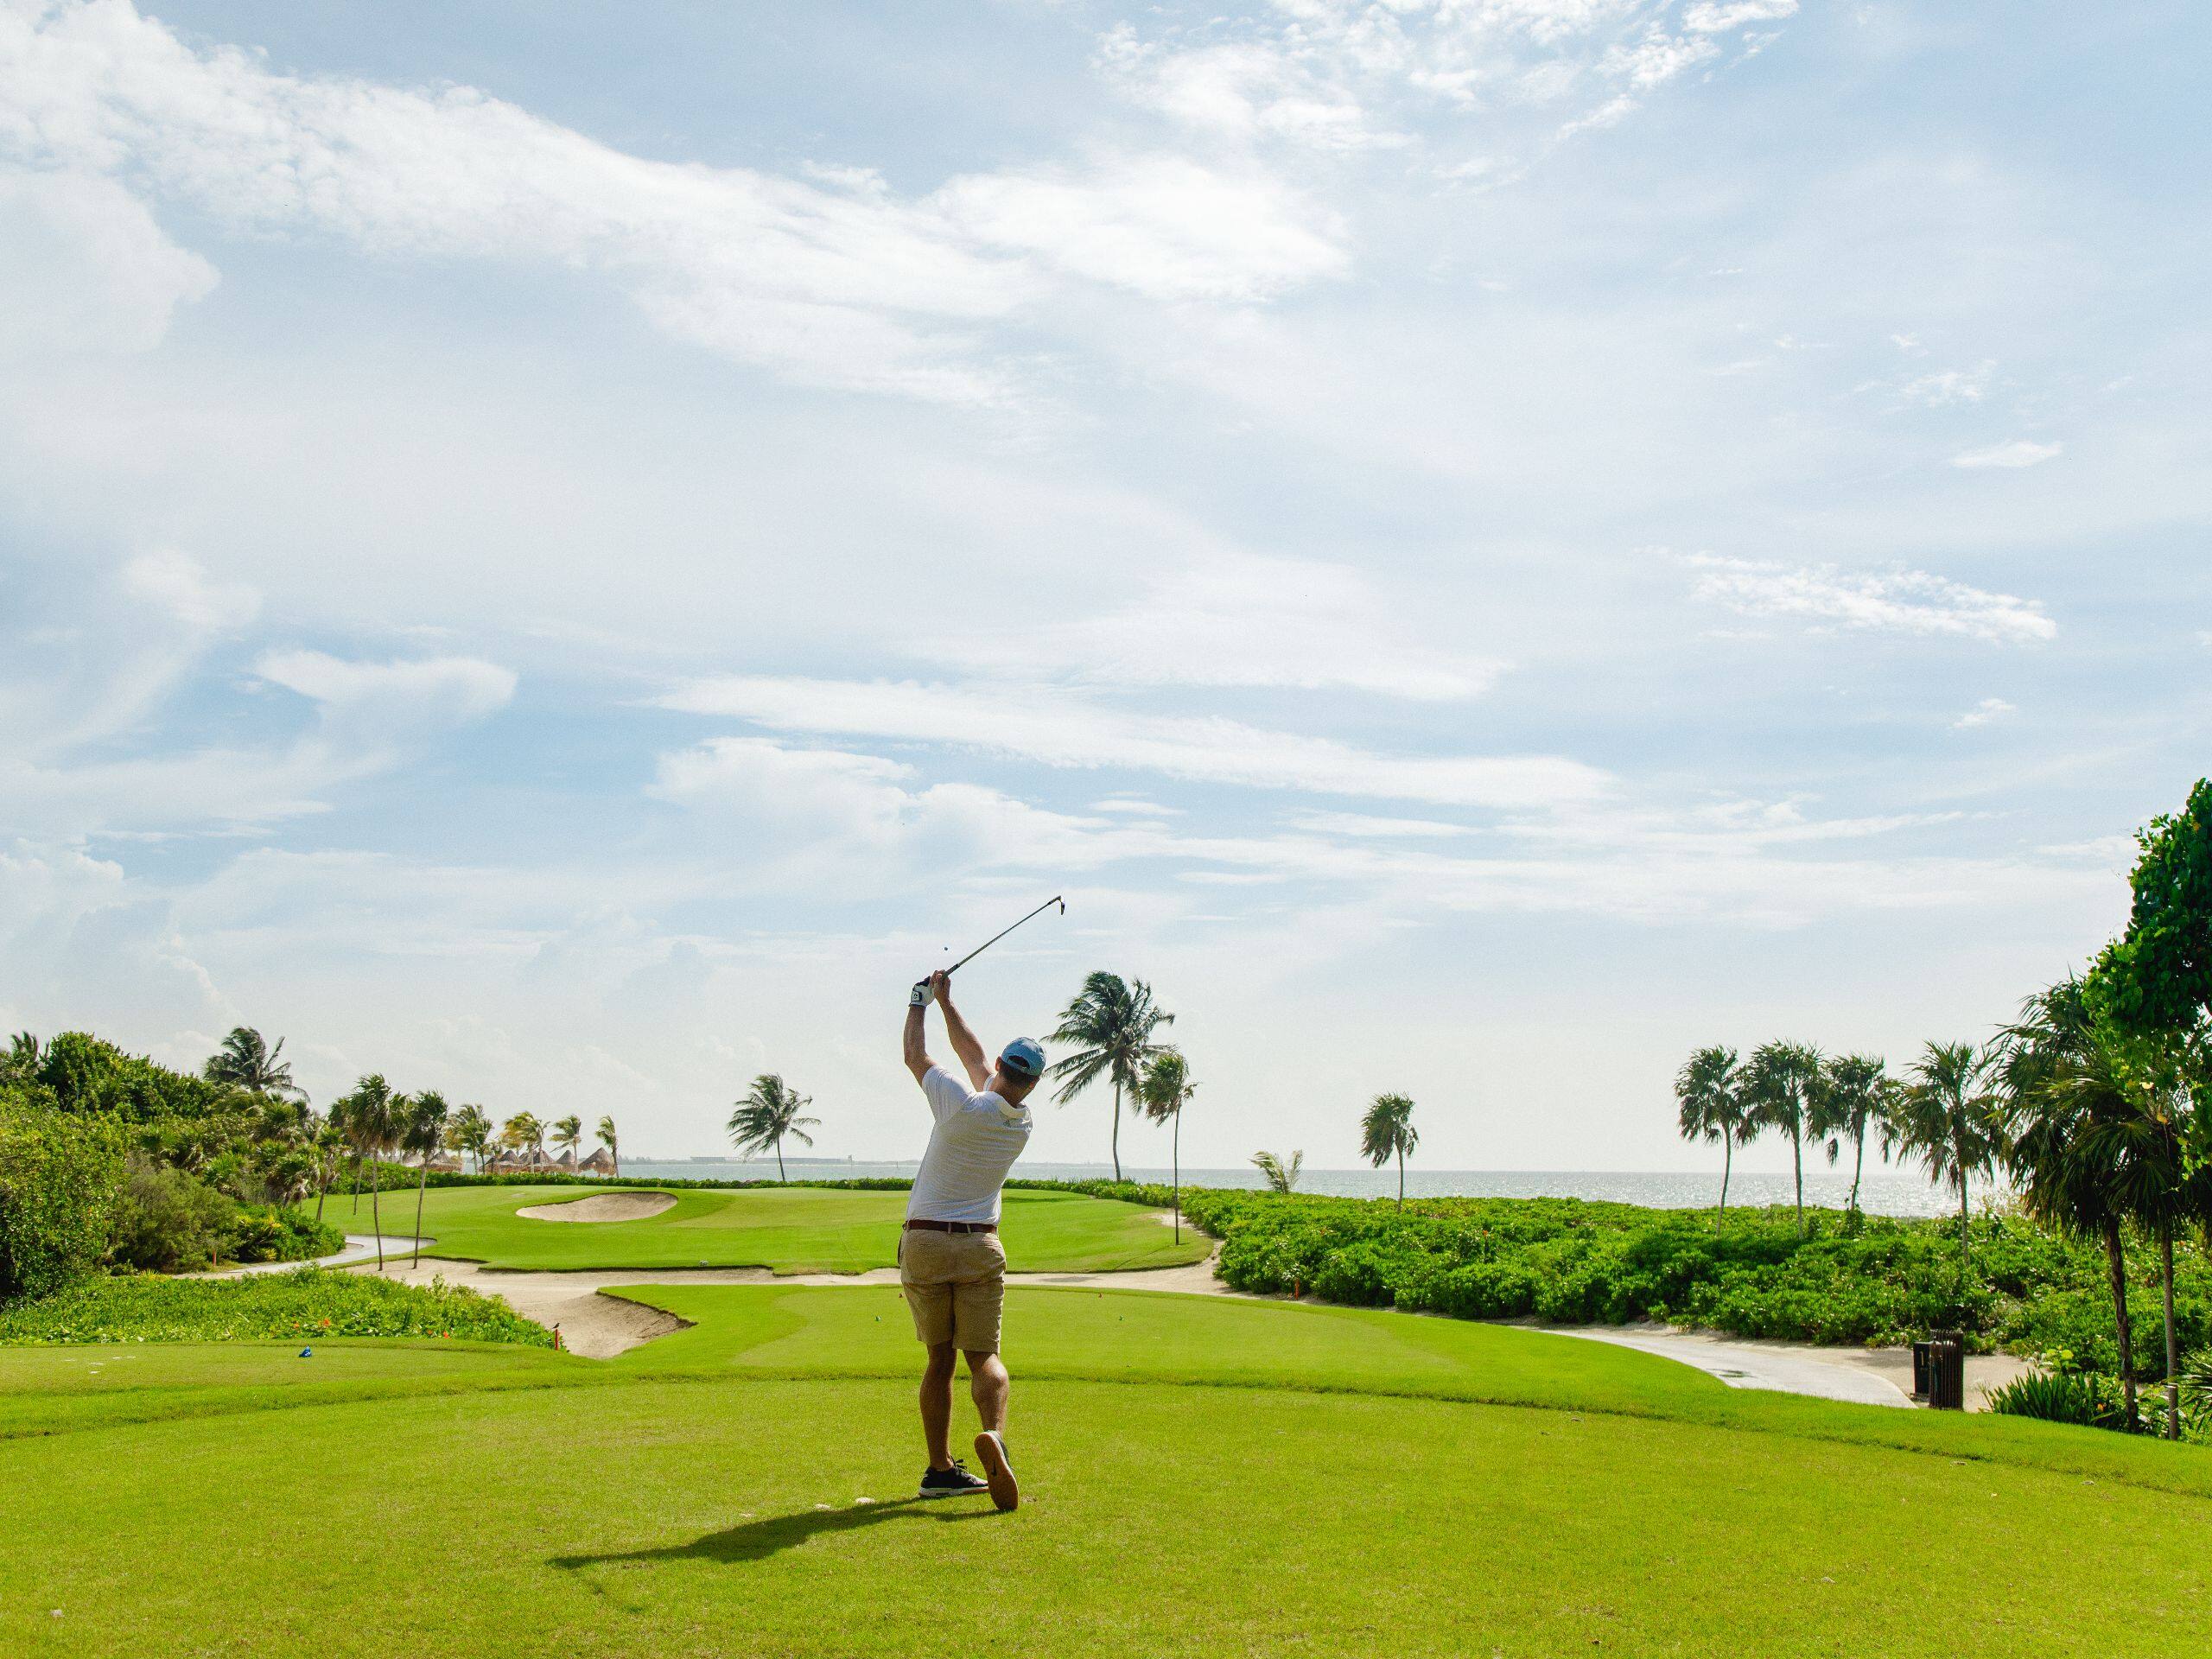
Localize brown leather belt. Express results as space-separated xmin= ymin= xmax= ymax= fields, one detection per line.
xmin=903 ymin=1218 xmax=996 ymax=1234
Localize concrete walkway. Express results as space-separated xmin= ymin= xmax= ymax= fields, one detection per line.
xmin=194 ymin=1234 xmax=434 ymax=1278
xmin=1540 ymin=1325 xmax=2033 ymax=1410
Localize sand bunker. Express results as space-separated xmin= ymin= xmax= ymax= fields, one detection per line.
xmin=515 ymin=1192 xmax=677 ymax=1224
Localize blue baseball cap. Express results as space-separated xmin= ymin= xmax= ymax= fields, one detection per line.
xmin=999 ymin=1038 xmax=1046 ymax=1078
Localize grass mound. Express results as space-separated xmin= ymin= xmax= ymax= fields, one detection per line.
xmin=0 ymin=1267 xmax=554 ymax=1347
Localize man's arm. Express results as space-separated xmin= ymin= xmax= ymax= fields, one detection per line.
xmin=935 ymin=974 xmax=992 ymax=1092
xmin=904 ymin=979 xmax=935 ymax=1085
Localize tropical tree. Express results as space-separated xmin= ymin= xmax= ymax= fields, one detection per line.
xmin=1360 ymin=1092 xmax=1420 ymax=1211
xmin=1138 ymin=1049 xmax=1195 ymax=1241
xmin=1674 ymin=1046 xmax=1746 ymax=1223
xmin=402 ymin=1090 xmax=449 ymax=1268
xmin=502 ymin=1113 xmax=544 ymax=1162
xmin=552 ymin=1114 xmax=583 ymax=1166
xmin=1743 ymin=1040 xmax=1822 ymax=1234
xmin=333 ymin=1075 xmax=399 ymax=1271
xmin=202 ymin=1027 xmax=308 ymax=1103
xmin=597 ymin=1115 xmax=620 ymax=1177
xmin=449 ymin=1103 xmax=493 ymax=1173
xmin=1049 ymin=972 xmax=1175 ymax=1181
xmin=309 ymin=1119 xmax=344 ymax=1225
xmin=1814 ymin=1053 xmax=1890 ymax=1218
xmin=1888 ymin=1041 xmax=2002 ymax=1271
xmin=728 ymin=1075 xmax=819 ymax=1183
xmin=1997 ymin=977 xmax=2144 ymax=1431
xmin=1252 ymin=1149 xmax=1303 ymax=1193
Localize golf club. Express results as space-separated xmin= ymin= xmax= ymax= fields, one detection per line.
xmin=912 ymin=895 xmax=1065 ymax=1004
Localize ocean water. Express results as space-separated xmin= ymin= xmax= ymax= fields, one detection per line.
xmin=621 ymin=1160 xmax=1975 ymax=1219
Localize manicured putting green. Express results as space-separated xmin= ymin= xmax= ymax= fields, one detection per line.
xmin=5 ymin=1287 xmax=2209 ymax=1655
xmin=334 ymin=1183 xmax=1205 ymax=1273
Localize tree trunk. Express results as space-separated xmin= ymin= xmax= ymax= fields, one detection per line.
xmin=1396 ymin=1147 xmax=1405 ymax=1211
xmin=1110 ymin=1080 xmax=1122 ymax=1182
xmin=1719 ymin=1129 xmax=1732 ymax=1226
xmin=315 ymin=1167 xmax=327 ymax=1227
xmin=612 ymin=1146 xmax=620 ymax=1178
xmin=2101 ymin=1217 xmax=2139 ymax=1433
xmin=1959 ymin=1169 xmax=1971 ymax=1273
xmin=2162 ymin=1221 xmax=2179 ymax=1441
xmin=413 ymin=1165 xmax=429 ymax=1274
xmin=1172 ymin=1106 xmax=1181 ymax=1243
xmin=1791 ymin=1128 xmax=1803 ymax=1235
xmin=775 ymin=1137 xmax=786 ymax=1184
xmin=1849 ymin=1126 xmax=1866 ymax=1215
xmin=370 ymin=1157 xmax=385 ymax=1273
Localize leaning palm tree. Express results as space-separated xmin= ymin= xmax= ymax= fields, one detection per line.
xmin=1674 ymin=1046 xmax=1746 ymax=1223
xmin=1743 ymin=1040 xmax=1823 ymax=1234
xmin=1049 ymin=972 xmax=1175 ymax=1182
xmin=309 ymin=1119 xmax=344 ymax=1225
xmin=728 ymin=1075 xmax=819 ymax=1183
xmin=502 ymin=1113 xmax=544 ymax=1164
xmin=1361 ymin=1092 xmax=1420 ymax=1211
xmin=597 ymin=1115 xmax=620 ymax=1177
xmin=551 ymin=1114 xmax=583 ymax=1166
xmin=402 ymin=1090 xmax=449 ymax=1270
xmin=334 ymin=1075 xmax=399 ymax=1270
xmin=203 ymin=1027 xmax=308 ymax=1103
xmin=1252 ymin=1149 xmax=1303 ymax=1193
xmin=1815 ymin=1053 xmax=1890 ymax=1217
xmin=1138 ymin=1049 xmax=1196 ymax=1241
xmin=1889 ymin=1041 xmax=2002 ymax=1271
xmin=1998 ymin=978 xmax=2143 ymax=1431
xmin=449 ymin=1104 xmax=492 ymax=1173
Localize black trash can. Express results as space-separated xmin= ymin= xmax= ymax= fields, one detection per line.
xmin=1910 ymin=1339 xmax=1932 ymax=1401
xmin=1925 ymin=1330 xmax=1966 ymax=1411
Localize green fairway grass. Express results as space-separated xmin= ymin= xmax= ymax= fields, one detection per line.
xmin=333 ymin=1183 xmax=1205 ymax=1273
xmin=3 ymin=1287 xmax=2209 ymax=1655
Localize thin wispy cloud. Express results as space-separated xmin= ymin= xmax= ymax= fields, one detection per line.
xmin=1685 ymin=556 xmax=2057 ymax=645
xmin=1952 ymin=440 xmax=2063 ymax=470
xmin=1953 ymin=697 xmax=2017 ymax=729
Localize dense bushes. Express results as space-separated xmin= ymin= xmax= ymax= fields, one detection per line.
xmin=0 ymin=1101 xmax=125 ymax=1300
xmin=0 ymin=1267 xmax=556 ymax=1345
xmin=107 ymin=1160 xmax=340 ymax=1273
xmin=1986 ymin=1368 xmax=2132 ymax=1430
xmin=1166 ymin=1188 xmax=2211 ymax=1363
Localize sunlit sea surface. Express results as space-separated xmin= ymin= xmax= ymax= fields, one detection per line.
xmin=621 ymin=1160 xmax=1980 ymax=1219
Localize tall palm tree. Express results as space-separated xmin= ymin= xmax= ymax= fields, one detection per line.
xmin=597 ymin=1115 xmax=620 ymax=1177
xmin=203 ymin=1027 xmax=308 ymax=1103
xmin=1361 ymin=1092 xmax=1420 ymax=1211
xmin=1998 ymin=978 xmax=2142 ymax=1431
xmin=1138 ymin=1049 xmax=1195 ymax=1241
xmin=334 ymin=1075 xmax=399 ymax=1271
xmin=502 ymin=1113 xmax=544 ymax=1164
xmin=552 ymin=1114 xmax=583 ymax=1166
xmin=1252 ymin=1149 xmax=1303 ymax=1193
xmin=1049 ymin=971 xmax=1175 ymax=1181
xmin=1815 ymin=1053 xmax=1890 ymax=1218
xmin=403 ymin=1090 xmax=449 ymax=1270
xmin=309 ymin=1119 xmax=344 ymax=1225
xmin=450 ymin=1104 xmax=492 ymax=1173
xmin=1674 ymin=1046 xmax=1746 ymax=1223
xmin=728 ymin=1075 xmax=819 ymax=1182
xmin=1743 ymin=1040 xmax=1822 ymax=1234
xmin=1889 ymin=1041 xmax=2002 ymax=1271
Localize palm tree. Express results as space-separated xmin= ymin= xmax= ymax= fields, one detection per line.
xmin=1889 ymin=1041 xmax=2001 ymax=1271
xmin=1998 ymin=978 xmax=2143 ymax=1431
xmin=403 ymin=1090 xmax=449 ymax=1270
xmin=597 ymin=1115 xmax=620 ymax=1177
xmin=1049 ymin=972 xmax=1175 ymax=1182
xmin=334 ymin=1075 xmax=399 ymax=1270
xmin=1138 ymin=1049 xmax=1195 ymax=1241
xmin=1743 ymin=1040 xmax=1822 ymax=1234
xmin=728 ymin=1075 xmax=819 ymax=1182
xmin=1361 ymin=1092 xmax=1420 ymax=1211
xmin=502 ymin=1113 xmax=544 ymax=1164
xmin=1815 ymin=1053 xmax=1890 ymax=1218
xmin=203 ymin=1027 xmax=308 ymax=1102
xmin=552 ymin=1114 xmax=583 ymax=1166
xmin=1674 ymin=1046 xmax=1746 ymax=1223
xmin=309 ymin=1119 xmax=344 ymax=1225
xmin=450 ymin=1104 xmax=492 ymax=1173
xmin=1252 ymin=1149 xmax=1303 ymax=1193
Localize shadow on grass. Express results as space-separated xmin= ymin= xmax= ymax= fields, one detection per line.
xmin=551 ymin=1496 xmax=998 ymax=1573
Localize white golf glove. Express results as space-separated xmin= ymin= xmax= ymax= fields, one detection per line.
xmin=910 ymin=980 xmax=933 ymax=1007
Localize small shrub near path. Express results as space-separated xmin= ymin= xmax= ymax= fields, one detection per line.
xmin=0 ymin=1267 xmax=554 ymax=1346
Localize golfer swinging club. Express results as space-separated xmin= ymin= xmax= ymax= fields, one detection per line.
xmin=901 ymin=967 xmax=1041 ymax=1510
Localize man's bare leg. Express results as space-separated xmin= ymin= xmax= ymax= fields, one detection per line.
xmin=920 ymin=1342 xmax=957 ymax=1470
xmin=968 ymin=1350 xmax=1018 ymax=1510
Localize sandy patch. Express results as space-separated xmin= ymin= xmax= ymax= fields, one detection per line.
xmin=515 ymin=1192 xmax=677 ymax=1224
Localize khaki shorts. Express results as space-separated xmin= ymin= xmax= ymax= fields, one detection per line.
xmin=897 ymin=1226 xmax=1007 ymax=1353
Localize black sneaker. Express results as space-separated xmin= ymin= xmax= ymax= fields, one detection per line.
xmin=917 ymin=1460 xmax=990 ymax=1499
xmin=974 ymin=1431 xmax=1019 ymax=1512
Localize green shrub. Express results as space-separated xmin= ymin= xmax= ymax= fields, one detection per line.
xmin=108 ymin=1160 xmax=342 ymax=1273
xmin=0 ymin=1267 xmax=554 ymax=1345
xmin=0 ymin=1101 xmax=124 ymax=1300
xmin=1986 ymin=1369 xmax=2130 ymax=1430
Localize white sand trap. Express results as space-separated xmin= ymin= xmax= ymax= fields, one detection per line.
xmin=515 ymin=1192 xmax=677 ymax=1224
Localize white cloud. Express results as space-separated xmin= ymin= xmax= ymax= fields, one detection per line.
xmin=656 ymin=675 xmax=1610 ymax=810
xmin=1021 ymin=554 xmax=1494 ymax=700
xmin=1686 ymin=555 xmax=2057 ymax=644
xmin=1952 ymin=696 xmax=2016 ymax=729
xmin=1898 ymin=362 xmax=1993 ymax=406
xmin=254 ymin=651 xmax=518 ymax=726
xmin=1284 ymin=810 xmax=1474 ymax=838
xmin=1952 ymin=439 xmax=2063 ymax=470
xmin=0 ymin=164 xmax=215 ymax=358
xmin=118 ymin=549 xmax=258 ymax=631
xmin=1682 ymin=2 xmax=1800 ymax=32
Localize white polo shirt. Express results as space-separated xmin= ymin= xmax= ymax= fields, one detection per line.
xmin=907 ymin=1065 xmax=1033 ymax=1224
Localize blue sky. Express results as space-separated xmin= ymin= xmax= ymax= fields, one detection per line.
xmin=2 ymin=1 xmax=2205 ymax=1171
